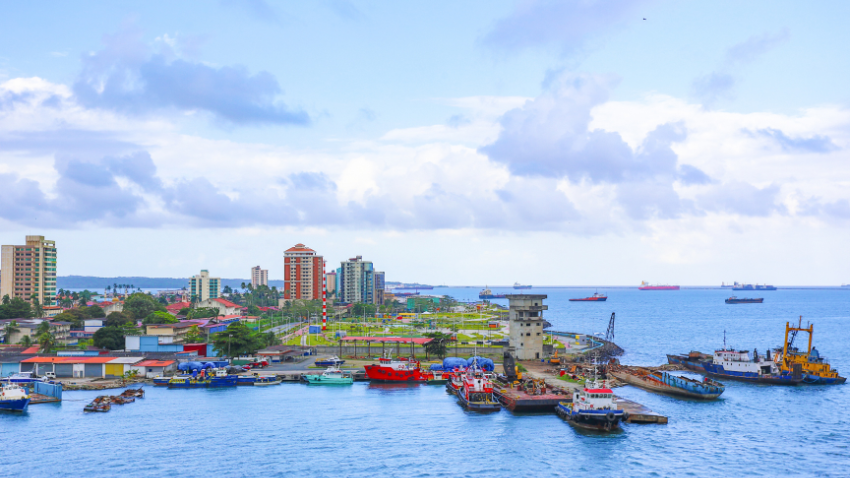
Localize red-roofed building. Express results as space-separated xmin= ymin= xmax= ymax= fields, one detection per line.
xmin=166 ymin=301 xmax=192 ymax=316
xmin=198 ymin=297 xmax=241 ymax=316
xmin=136 ymin=359 xmax=177 ymax=377
xmin=284 ymin=243 xmax=324 ymax=301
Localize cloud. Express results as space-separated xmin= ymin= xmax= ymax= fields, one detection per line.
xmin=481 ymin=73 xmax=697 ymax=184
xmin=692 ymin=29 xmax=790 ymax=105
xmin=73 ymin=25 xmax=309 ymax=126
xmin=481 ymin=0 xmax=649 ymax=55
xmin=219 ymin=0 xmax=282 ymax=25
xmin=698 ymin=182 xmax=786 ymax=217
xmin=748 ymin=128 xmax=839 ymax=154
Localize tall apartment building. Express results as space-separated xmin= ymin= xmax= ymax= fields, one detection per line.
xmin=325 ymin=271 xmax=337 ymax=297
xmin=0 ymin=235 xmax=57 ymax=306
xmin=283 ymin=244 xmax=323 ymax=300
xmin=338 ymin=256 xmax=383 ymax=305
xmin=251 ymin=265 xmax=268 ymax=288
xmin=188 ymin=270 xmax=220 ymax=302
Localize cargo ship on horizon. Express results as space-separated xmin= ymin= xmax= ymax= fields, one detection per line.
xmin=639 ymin=281 xmax=680 ymax=291
xmin=479 ymin=287 xmax=507 ymax=299
xmin=513 ymin=282 xmax=532 ymax=289
xmin=732 ymin=283 xmax=776 ymax=291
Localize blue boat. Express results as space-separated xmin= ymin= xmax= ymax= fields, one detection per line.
xmin=236 ymin=375 xmax=257 ymax=385
xmin=667 ymin=349 xmax=802 ymax=385
xmin=0 ymin=382 xmax=31 ymax=412
xmin=167 ymin=376 xmax=237 ymax=388
xmin=314 ymin=356 xmax=345 ymax=367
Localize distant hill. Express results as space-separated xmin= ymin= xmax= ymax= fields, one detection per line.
xmin=57 ymin=276 xmax=285 ymax=290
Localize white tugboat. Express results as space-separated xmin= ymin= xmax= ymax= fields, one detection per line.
xmin=0 ymin=381 xmax=32 ymax=412
xmin=556 ymin=365 xmax=625 ymax=431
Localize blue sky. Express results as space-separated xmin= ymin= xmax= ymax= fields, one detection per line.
xmin=1 ymin=1 xmax=849 ymax=284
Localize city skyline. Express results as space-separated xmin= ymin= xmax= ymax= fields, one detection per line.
xmin=1 ymin=2 xmax=849 ymax=285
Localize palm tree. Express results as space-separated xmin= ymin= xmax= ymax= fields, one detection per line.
xmin=38 ymin=332 xmax=56 ymax=353
xmin=18 ymin=335 xmax=32 ymax=347
xmin=3 ymin=320 xmax=19 ymax=344
xmin=106 ymin=285 xmax=111 ymax=297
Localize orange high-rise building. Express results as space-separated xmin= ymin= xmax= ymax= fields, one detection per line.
xmin=283 ymin=244 xmax=323 ymax=300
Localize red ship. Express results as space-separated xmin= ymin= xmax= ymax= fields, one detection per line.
xmin=638 ymin=281 xmax=680 ymax=291
xmin=364 ymin=357 xmax=428 ymax=382
xmin=569 ymin=292 xmax=607 ymax=302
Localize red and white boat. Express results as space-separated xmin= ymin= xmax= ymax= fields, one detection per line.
xmin=638 ymin=281 xmax=680 ymax=291
xmin=457 ymin=368 xmax=501 ymax=411
xmin=364 ymin=357 xmax=428 ymax=382
xmin=445 ymin=369 xmax=465 ymax=395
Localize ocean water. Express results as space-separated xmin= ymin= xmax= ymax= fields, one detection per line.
xmin=3 ymin=287 xmax=849 ymax=477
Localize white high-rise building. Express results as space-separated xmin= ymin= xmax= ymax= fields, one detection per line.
xmin=251 ymin=265 xmax=268 ymax=288
xmin=189 ymin=270 xmax=220 ymax=302
xmin=0 ymin=235 xmax=57 ymax=306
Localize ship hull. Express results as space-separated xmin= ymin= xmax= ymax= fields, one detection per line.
xmin=639 ymin=286 xmax=680 ymax=290
xmin=167 ymin=377 xmax=237 ymax=388
xmin=611 ymin=370 xmax=723 ymax=399
xmin=364 ymin=365 xmax=426 ymax=382
xmin=0 ymin=398 xmax=30 ymax=412
xmin=479 ymin=294 xmax=507 ymax=299
xmin=666 ymin=354 xmax=801 ymax=385
xmin=556 ymin=402 xmax=623 ymax=431
xmin=726 ymin=298 xmax=764 ymax=304
xmin=802 ymin=374 xmax=847 ymax=385
xmin=569 ymin=297 xmax=607 ymax=301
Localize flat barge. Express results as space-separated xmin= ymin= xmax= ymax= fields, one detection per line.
xmin=494 ymin=379 xmax=566 ymax=412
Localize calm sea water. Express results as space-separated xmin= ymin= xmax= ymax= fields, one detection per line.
xmin=3 ymin=287 xmax=849 ymax=477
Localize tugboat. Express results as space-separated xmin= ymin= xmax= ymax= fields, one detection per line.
xmin=479 ymin=288 xmax=507 ymax=299
xmin=773 ymin=319 xmax=846 ymax=384
xmin=556 ymin=366 xmax=625 ymax=431
xmin=569 ymin=292 xmax=607 ymax=302
xmin=725 ymin=296 xmax=764 ymax=304
xmin=303 ymin=367 xmax=354 ymax=385
xmin=456 ymin=366 xmax=501 ymax=411
xmin=445 ymin=369 xmax=464 ymax=394
xmin=0 ymin=381 xmax=31 ymax=412
xmin=611 ymin=367 xmax=725 ymax=399
xmin=364 ymin=356 xmax=427 ymax=382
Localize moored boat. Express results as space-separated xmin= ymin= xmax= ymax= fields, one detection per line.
xmin=456 ymin=368 xmax=501 ymax=411
xmin=667 ymin=344 xmax=802 ymax=385
xmin=5 ymin=372 xmax=47 ymax=385
xmin=84 ymin=395 xmax=112 ymax=412
xmin=167 ymin=369 xmax=237 ymax=389
xmin=611 ymin=367 xmax=724 ymax=399
xmin=254 ymin=376 xmax=282 ymax=386
xmin=0 ymin=381 xmax=31 ymax=412
xmin=364 ymin=357 xmax=427 ymax=382
xmin=479 ymin=288 xmax=507 ymax=299
xmin=555 ymin=370 xmax=624 ymax=431
xmin=303 ymin=367 xmax=354 ymax=385
xmin=725 ymin=296 xmax=763 ymax=304
xmin=774 ymin=320 xmax=846 ymax=385
xmin=445 ymin=371 xmax=464 ymax=394
xmin=569 ymin=292 xmax=607 ymax=302
xmin=315 ymin=356 xmax=346 ymax=367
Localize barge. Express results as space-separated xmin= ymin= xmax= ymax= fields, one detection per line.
xmin=611 ymin=367 xmax=724 ymax=399
xmin=494 ymin=378 xmax=565 ymax=412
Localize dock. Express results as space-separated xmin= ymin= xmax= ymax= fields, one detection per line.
xmin=29 ymin=393 xmax=61 ymax=405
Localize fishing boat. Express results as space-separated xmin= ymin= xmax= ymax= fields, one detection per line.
xmin=254 ymin=376 xmax=282 ymax=386
xmin=456 ymin=367 xmax=501 ymax=411
xmin=303 ymin=367 xmax=354 ymax=385
xmin=639 ymin=281 xmax=679 ymax=291
xmin=364 ymin=357 xmax=428 ymax=382
xmin=0 ymin=381 xmax=31 ymax=412
xmin=725 ymin=297 xmax=763 ymax=304
xmin=667 ymin=336 xmax=802 ymax=385
xmin=5 ymin=372 xmax=47 ymax=385
xmin=569 ymin=292 xmax=607 ymax=302
xmin=478 ymin=288 xmax=507 ymax=299
xmin=236 ymin=375 xmax=257 ymax=386
xmin=84 ymin=395 xmax=112 ymax=412
xmin=611 ymin=367 xmax=725 ymax=399
xmin=314 ymin=356 xmax=346 ymax=367
xmin=167 ymin=369 xmax=237 ymax=389
xmin=556 ymin=367 xmax=624 ymax=431
xmin=153 ymin=375 xmax=183 ymax=386
xmin=773 ymin=319 xmax=846 ymax=384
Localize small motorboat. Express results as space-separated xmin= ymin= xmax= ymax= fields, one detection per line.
xmin=254 ymin=376 xmax=282 ymax=386
xmin=314 ymin=356 xmax=346 ymax=367
xmin=303 ymin=367 xmax=354 ymax=385
xmin=0 ymin=381 xmax=31 ymax=412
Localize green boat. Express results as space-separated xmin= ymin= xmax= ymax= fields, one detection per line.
xmin=303 ymin=367 xmax=354 ymax=385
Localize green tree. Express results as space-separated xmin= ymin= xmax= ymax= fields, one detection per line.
xmin=184 ymin=325 xmax=204 ymax=343
xmin=85 ymin=305 xmax=106 ymax=319
xmin=30 ymin=294 xmax=43 ymax=318
xmin=2 ymin=294 xmax=10 ymax=305
xmin=424 ymin=332 xmax=452 ymax=359
xmin=36 ymin=321 xmax=50 ymax=337
xmin=18 ymin=335 xmax=33 ymax=347
xmin=53 ymin=309 xmax=88 ymax=329
xmin=123 ymin=293 xmax=166 ymax=321
xmin=176 ymin=307 xmax=191 ymax=317
xmin=142 ymin=311 xmax=178 ymax=325
xmin=0 ymin=297 xmax=33 ymax=320
xmin=105 ymin=311 xmax=133 ymax=328
xmin=38 ymin=331 xmax=56 ymax=353
xmin=3 ymin=320 xmax=20 ymax=344
xmin=93 ymin=326 xmax=125 ymax=350
xmin=77 ymin=338 xmax=92 ymax=350
xmin=187 ymin=307 xmax=219 ymax=319
xmin=211 ymin=322 xmax=261 ymax=357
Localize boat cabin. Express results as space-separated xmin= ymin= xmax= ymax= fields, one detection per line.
xmin=573 ymin=387 xmax=616 ymax=411
xmin=713 ymin=349 xmax=777 ymax=375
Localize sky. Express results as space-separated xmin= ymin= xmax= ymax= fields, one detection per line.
xmin=1 ymin=1 xmax=849 ymax=285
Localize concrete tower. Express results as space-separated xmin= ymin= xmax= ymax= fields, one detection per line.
xmin=507 ymin=294 xmax=548 ymax=360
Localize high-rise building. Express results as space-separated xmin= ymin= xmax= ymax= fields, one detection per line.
xmin=283 ymin=244 xmax=323 ymax=300
xmin=325 ymin=271 xmax=337 ymax=297
xmin=1 ymin=235 xmax=57 ymax=307
xmin=189 ymin=270 xmax=220 ymax=302
xmin=338 ymin=256 xmax=381 ymax=304
xmin=251 ymin=266 xmax=268 ymax=288
xmin=374 ymin=271 xmax=385 ymax=305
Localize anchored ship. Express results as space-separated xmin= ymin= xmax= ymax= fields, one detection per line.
xmin=479 ymin=288 xmax=507 ymax=299
xmin=513 ymin=282 xmax=532 ymax=289
xmin=569 ymin=292 xmax=607 ymax=302
xmin=667 ymin=336 xmax=801 ymax=385
xmin=732 ymin=283 xmax=777 ymax=291
xmin=639 ymin=281 xmax=680 ymax=291
xmin=773 ymin=319 xmax=846 ymax=384
xmin=725 ymin=297 xmax=763 ymax=304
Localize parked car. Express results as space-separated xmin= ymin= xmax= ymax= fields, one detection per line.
xmin=43 ymin=372 xmax=57 ymax=380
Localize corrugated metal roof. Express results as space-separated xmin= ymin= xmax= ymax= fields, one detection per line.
xmin=136 ymin=360 xmax=175 ymax=367
xmin=107 ymin=357 xmax=146 ymax=364
xmin=340 ymin=336 xmax=434 ymax=344
xmin=21 ymin=356 xmax=68 ymax=363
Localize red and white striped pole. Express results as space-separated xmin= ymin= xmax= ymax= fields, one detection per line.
xmin=322 ymin=260 xmax=327 ymax=331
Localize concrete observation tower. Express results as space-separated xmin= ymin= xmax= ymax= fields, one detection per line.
xmin=506 ymin=294 xmax=548 ymax=360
